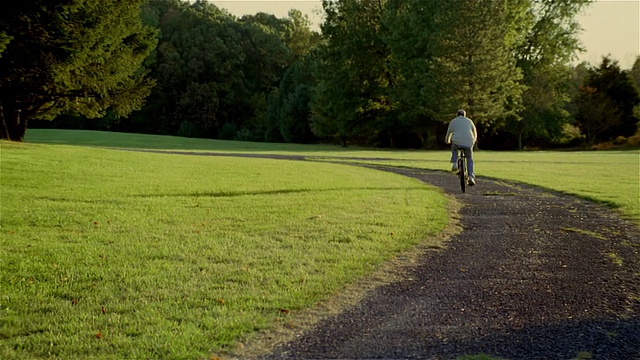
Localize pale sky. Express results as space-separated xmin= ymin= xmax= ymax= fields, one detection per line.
xmin=211 ymin=0 xmax=640 ymax=69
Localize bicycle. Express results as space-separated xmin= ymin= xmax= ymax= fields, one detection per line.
xmin=456 ymin=147 xmax=470 ymax=193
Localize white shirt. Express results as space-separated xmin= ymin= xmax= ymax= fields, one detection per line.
xmin=445 ymin=116 xmax=477 ymax=148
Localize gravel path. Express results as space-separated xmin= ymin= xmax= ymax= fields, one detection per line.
xmin=261 ymin=166 xmax=640 ymax=360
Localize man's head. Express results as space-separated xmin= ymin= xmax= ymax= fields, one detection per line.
xmin=457 ymin=109 xmax=466 ymax=117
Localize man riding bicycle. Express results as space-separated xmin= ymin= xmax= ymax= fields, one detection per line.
xmin=445 ymin=109 xmax=477 ymax=186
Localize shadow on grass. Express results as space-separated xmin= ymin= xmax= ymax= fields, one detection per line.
xmin=34 ymin=186 xmax=427 ymax=203
xmin=132 ymin=187 xmax=423 ymax=199
xmin=361 ymin=163 xmax=624 ymax=211
xmin=35 ymin=197 xmax=124 ymax=204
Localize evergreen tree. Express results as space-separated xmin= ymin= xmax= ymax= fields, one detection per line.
xmin=630 ymin=56 xmax=640 ymax=123
xmin=575 ymin=57 xmax=640 ymax=143
xmin=275 ymin=56 xmax=317 ymax=143
xmin=249 ymin=9 xmax=321 ymax=142
xmin=630 ymin=56 xmax=640 ymax=92
xmin=0 ymin=0 xmax=157 ymax=141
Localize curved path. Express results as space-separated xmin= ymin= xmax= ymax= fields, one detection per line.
xmin=142 ymin=150 xmax=639 ymax=359
xmin=258 ymin=165 xmax=640 ymax=360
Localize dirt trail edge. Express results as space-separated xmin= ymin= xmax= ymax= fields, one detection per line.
xmin=250 ymin=165 xmax=639 ymax=360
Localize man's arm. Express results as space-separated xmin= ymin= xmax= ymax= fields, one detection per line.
xmin=471 ymin=121 xmax=478 ymax=145
xmin=445 ymin=123 xmax=453 ymax=144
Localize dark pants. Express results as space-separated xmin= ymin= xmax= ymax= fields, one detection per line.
xmin=451 ymin=144 xmax=474 ymax=178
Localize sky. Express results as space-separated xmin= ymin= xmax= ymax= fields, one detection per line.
xmin=211 ymin=0 xmax=640 ymax=69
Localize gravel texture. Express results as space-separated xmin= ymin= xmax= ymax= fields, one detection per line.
xmin=262 ymin=166 xmax=640 ymax=360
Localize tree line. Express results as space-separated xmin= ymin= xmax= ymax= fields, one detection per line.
xmin=1 ymin=0 xmax=639 ymax=149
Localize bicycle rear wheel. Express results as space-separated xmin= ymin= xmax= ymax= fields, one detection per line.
xmin=458 ymin=157 xmax=465 ymax=193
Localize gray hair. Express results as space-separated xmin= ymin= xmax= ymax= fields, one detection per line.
xmin=457 ymin=109 xmax=466 ymax=117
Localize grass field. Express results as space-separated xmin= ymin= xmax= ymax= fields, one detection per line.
xmin=1 ymin=137 xmax=448 ymax=358
xmin=27 ymin=129 xmax=640 ymax=222
xmin=2 ymin=129 xmax=638 ymax=358
xmin=327 ymin=151 xmax=640 ymax=223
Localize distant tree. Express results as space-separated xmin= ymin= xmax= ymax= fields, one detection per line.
xmin=382 ymin=0 xmax=436 ymax=146
xmin=385 ymin=0 xmax=527 ymax=144
xmin=631 ymin=56 xmax=640 ymax=122
xmin=139 ymin=1 xmax=304 ymax=139
xmin=141 ymin=0 xmax=242 ymax=137
xmin=284 ymin=9 xmax=322 ymax=61
xmin=509 ymin=0 xmax=589 ymax=149
xmin=236 ymin=14 xmax=292 ymax=136
xmin=575 ymin=86 xmax=622 ymax=144
xmin=311 ymin=0 xmax=396 ymax=146
xmin=247 ymin=9 xmax=321 ymax=142
xmin=269 ymin=55 xmax=317 ymax=143
xmin=575 ymin=57 xmax=640 ymax=143
xmin=244 ymin=9 xmax=319 ymax=61
xmin=0 ymin=0 xmax=157 ymax=141
xmin=566 ymin=62 xmax=590 ymax=118
xmin=630 ymin=56 xmax=640 ymax=91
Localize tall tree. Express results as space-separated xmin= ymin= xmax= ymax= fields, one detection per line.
xmin=386 ymin=0 xmax=528 ymax=144
xmin=575 ymin=57 xmax=640 ymax=143
xmin=139 ymin=1 xmax=297 ymax=139
xmin=284 ymin=9 xmax=322 ymax=62
xmin=311 ymin=0 xmax=397 ymax=146
xmin=382 ymin=0 xmax=433 ymax=144
xmin=575 ymin=85 xmax=622 ymax=144
xmin=630 ymin=56 xmax=640 ymax=122
xmin=0 ymin=0 xmax=157 ymax=141
xmin=266 ymin=54 xmax=317 ymax=143
xmin=140 ymin=0 xmax=244 ymax=136
xmin=566 ymin=62 xmax=590 ymax=119
xmin=630 ymin=56 xmax=640 ymax=93
xmin=509 ymin=0 xmax=590 ymax=149
xmin=236 ymin=13 xmax=291 ymax=136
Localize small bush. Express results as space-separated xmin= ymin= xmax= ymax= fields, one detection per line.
xmin=591 ymin=142 xmax=615 ymax=150
xmin=627 ymin=133 xmax=640 ymax=146
xmin=613 ymin=136 xmax=627 ymax=145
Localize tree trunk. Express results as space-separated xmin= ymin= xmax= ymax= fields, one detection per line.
xmin=0 ymin=105 xmax=9 ymax=140
xmin=0 ymin=104 xmax=28 ymax=141
xmin=16 ymin=111 xmax=28 ymax=141
xmin=518 ymin=131 xmax=523 ymax=151
xmin=586 ymin=126 xmax=593 ymax=145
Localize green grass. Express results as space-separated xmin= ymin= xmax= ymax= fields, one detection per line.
xmin=24 ymin=129 xmax=357 ymax=153
xmin=315 ymin=150 xmax=640 ymax=223
xmin=561 ymin=227 xmax=607 ymax=241
xmin=21 ymin=129 xmax=640 ymax=227
xmin=0 ymin=139 xmax=448 ymax=359
xmin=476 ymin=151 xmax=639 ymax=222
xmin=27 ymin=130 xmax=640 ymax=222
xmin=4 ymin=129 xmax=638 ymax=358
